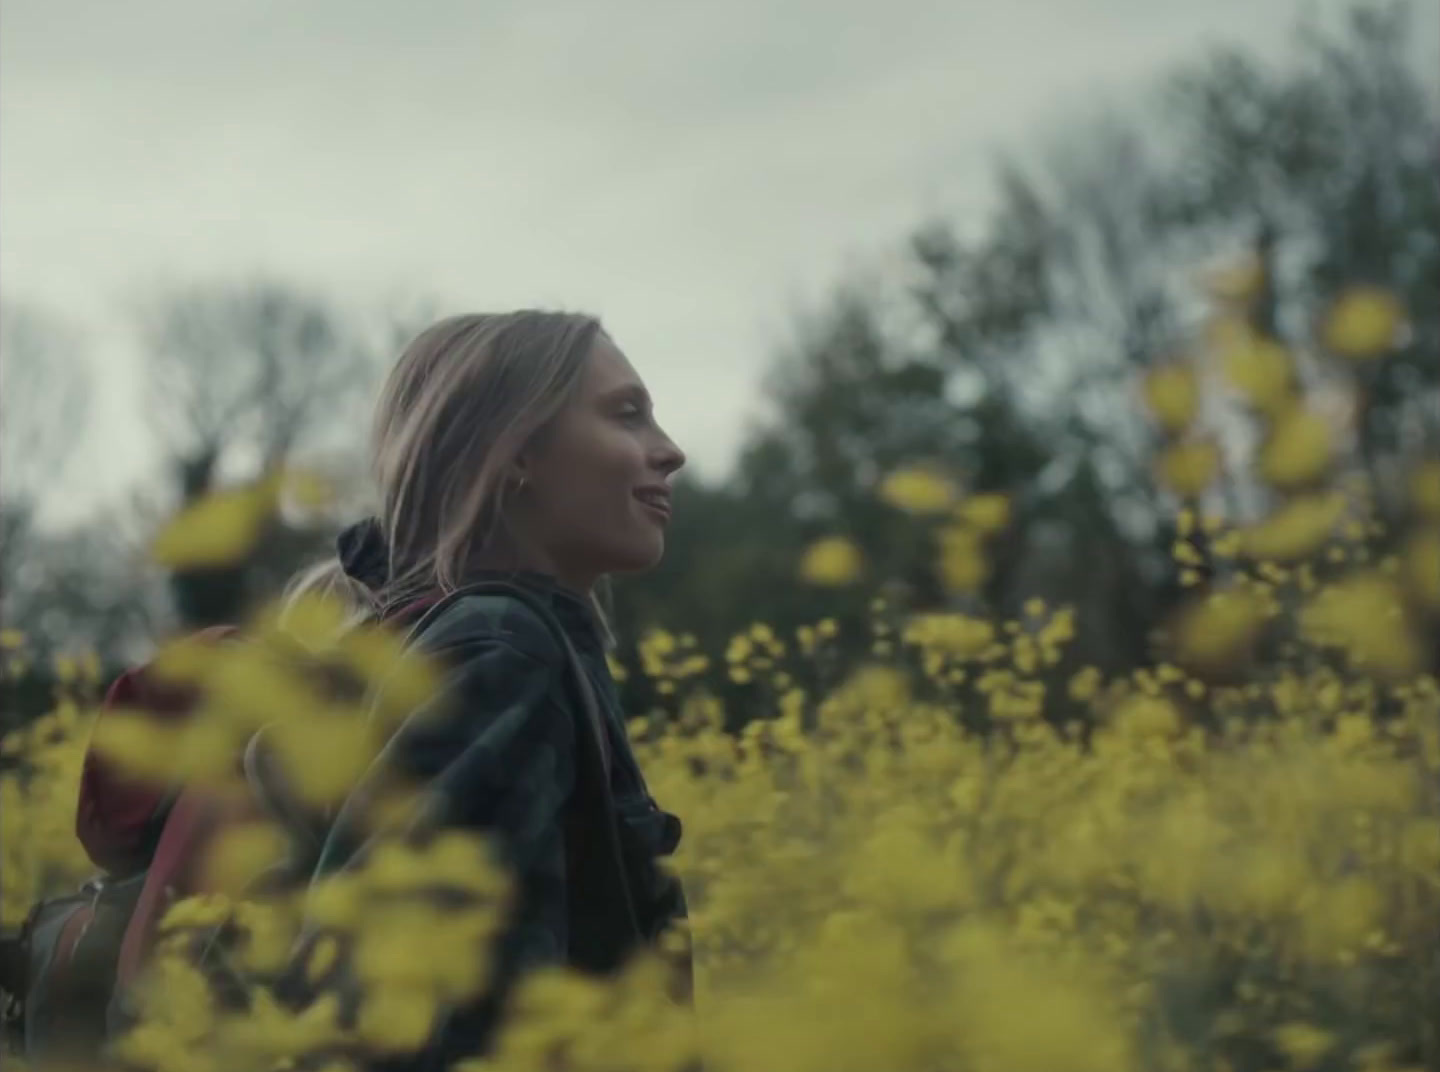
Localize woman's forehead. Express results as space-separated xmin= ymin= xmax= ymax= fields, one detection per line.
xmin=584 ymin=334 xmax=646 ymax=396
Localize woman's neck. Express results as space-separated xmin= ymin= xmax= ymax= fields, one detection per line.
xmin=466 ymin=545 xmax=594 ymax=600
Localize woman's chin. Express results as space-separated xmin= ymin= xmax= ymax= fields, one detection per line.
xmin=609 ymin=532 xmax=666 ymax=574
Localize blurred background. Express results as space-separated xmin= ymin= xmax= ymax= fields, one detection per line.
xmin=1 ymin=0 xmax=1436 ymax=727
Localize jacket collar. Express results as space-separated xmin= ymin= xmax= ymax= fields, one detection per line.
xmin=385 ymin=569 xmax=606 ymax=657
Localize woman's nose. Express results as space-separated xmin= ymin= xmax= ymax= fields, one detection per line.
xmin=654 ymin=431 xmax=686 ymax=476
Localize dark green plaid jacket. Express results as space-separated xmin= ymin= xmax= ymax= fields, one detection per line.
xmin=363 ymin=571 xmax=692 ymax=1064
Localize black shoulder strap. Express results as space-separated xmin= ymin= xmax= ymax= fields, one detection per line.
xmin=305 ymin=580 xmax=636 ymax=912
xmin=385 ymin=581 xmax=642 ymax=952
xmin=396 ymin=581 xmax=612 ymax=778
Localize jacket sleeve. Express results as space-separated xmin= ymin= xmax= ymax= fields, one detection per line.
xmin=388 ymin=628 xmax=577 ymax=978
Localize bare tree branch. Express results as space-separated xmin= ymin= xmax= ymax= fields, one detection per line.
xmin=0 ymin=299 xmax=92 ymax=509
xmin=135 ymin=278 xmax=381 ymax=501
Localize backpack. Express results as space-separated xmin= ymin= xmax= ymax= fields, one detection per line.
xmin=0 ymin=580 xmax=629 ymax=1066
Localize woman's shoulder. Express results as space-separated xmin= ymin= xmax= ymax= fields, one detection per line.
xmin=405 ymin=586 xmax=566 ymax=668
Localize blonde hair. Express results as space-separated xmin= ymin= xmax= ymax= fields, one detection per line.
xmin=281 ymin=310 xmax=615 ymax=646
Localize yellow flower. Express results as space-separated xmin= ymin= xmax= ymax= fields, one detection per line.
xmin=1239 ymin=492 xmax=1347 ymax=562
xmin=1297 ymin=876 xmax=1383 ymax=963
xmin=146 ymin=628 xmax=232 ymax=688
xmin=643 ymin=628 xmax=677 ymax=657
xmin=220 ymin=988 xmax=345 ymax=1063
xmin=1212 ymin=320 xmax=1294 ymax=413
xmin=306 ymin=873 xmax=366 ymax=930
xmin=305 ymin=934 xmax=343 ymax=984
xmin=203 ymin=642 xmax=337 ymax=735
xmin=1257 ymin=408 xmax=1333 ymax=490
xmin=1272 ymin=1022 xmax=1335 ymax=1070
xmin=0 ymin=629 xmax=24 ymax=649
xmin=364 ymin=840 xmax=441 ymax=896
xmin=505 ymin=965 xmax=610 ymax=1033
xmin=877 ymin=466 xmax=956 ymax=515
xmin=267 ymin=715 xmax=383 ymax=808
xmin=231 ymin=900 xmax=300 ymax=974
xmin=258 ymin=590 xmax=352 ymax=652
xmin=955 ymin=493 xmax=1011 ymax=533
xmin=986 ymin=677 xmax=1046 ymax=721
xmin=799 ymin=536 xmax=864 ymax=586
xmin=355 ymin=901 xmax=491 ymax=996
xmin=53 ymin=654 xmax=77 ymax=683
xmin=1140 ymin=363 xmax=1199 ymax=433
xmin=159 ymin=893 xmax=236 ymax=932
xmin=937 ymin=525 xmax=989 ymax=594
xmin=338 ymin=627 xmax=443 ymax=730
xmin=1321 ymin=285 xmax=1407 ymax=359
xmin=150 ymin=482 xmax=278 ymax=569
xmin=1403 ymin=529 xmax=1440 ymax=611
xmin=416 ymin=830 xmax=509 ymax=897
xmin=1068 ymin=666 xmax=1102 ymax=702
xmin=820 ymin=665 xmax=911 ymax=727
xmin=606 ymin=652 xmax=629 ymax=682
xmin=1301 ymin=572 xmax=1422 ymax=680
xmin=1172 ymin=587 xmax=1270 ymax=673
xmin=201 ymin=821 xmax=291 ymax=896
xmin=1154 ymin=439 xmax=1221 ymax=499
xmin=725 ymin=634 xmax=753 ymax=664
xmin=1401 ymin=817 xmax=1440 ymax=875
xmin=1410 ymin=458 xmax=1440 ymax=518
xmin=355 ymin=985 xmax=439 ymax=1053
xmin=91 ymin=712 xmax=229 ymax=784
xmin=941 ymin=926 xmax=1135 ymax=1072
xmin=902 ymin=614 xmax=995 ymax=660
xmin=1110 ymin=695 xmax=1182 ymax=739
xmin=79 ymin=650 xmax=101 ymax=682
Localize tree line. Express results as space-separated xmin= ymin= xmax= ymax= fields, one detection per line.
xmin=2 ymin=4 xmax=1435 ymax=732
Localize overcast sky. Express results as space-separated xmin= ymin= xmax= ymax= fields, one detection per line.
xmin=3 ymin=0 xmax=1433 ymax=529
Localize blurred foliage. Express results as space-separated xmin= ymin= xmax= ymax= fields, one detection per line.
xmin=3 ymin=449 xmax=1438 ymax=1069
xmin=2 ymin=5 xmax=1440 ymax=1070
xmin=2 ymin=6 xmax=1434 ymax=731
xmin=608 ymin=3 xmax=1438 ymax=716
xmin=0 ymin=8 xmax=1429 ymax=747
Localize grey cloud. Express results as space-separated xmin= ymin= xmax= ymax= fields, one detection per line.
xmin=2 ymin=0 xmax=1427 ymax=529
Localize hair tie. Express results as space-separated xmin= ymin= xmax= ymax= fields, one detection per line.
xmin=336 ymin=516 xmax=390 ymax=589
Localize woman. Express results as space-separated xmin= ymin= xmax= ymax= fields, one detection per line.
xmin=284 ymin=310 xmax=692 ymax=1064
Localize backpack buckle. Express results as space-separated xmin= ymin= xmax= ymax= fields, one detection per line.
xmin=0 ymin=921 xmax=31 ymax=1055
xmin=1 ymin=989 xmax=22 ymax=1056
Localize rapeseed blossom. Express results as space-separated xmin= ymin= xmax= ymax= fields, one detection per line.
xmin=3 ymin=277 xmax=1439 ymax=1071
xmin=4 ymin=568 xmax=1438 ymax=1070
xmin=877 ymin=466 xmax=957 ymax=515
xmin=1141 ymin=363 xmax=1200 ymax=434
xmin=1154 ymin=438 xmax=1222 ymax=498
xmin=1257 ymin=406 xmax=1335 ymax=490
xmin=798 ymin=536 xmax=864 ymax=586
xmin=1320 ymin=286 xmax=1408 ymax=359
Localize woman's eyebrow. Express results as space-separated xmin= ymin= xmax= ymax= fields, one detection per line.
xmin=602 ymin=384 xmax=652 ymax=407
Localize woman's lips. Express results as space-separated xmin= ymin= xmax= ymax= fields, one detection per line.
xmin=634 ymin=489 xmax=672 ymax=521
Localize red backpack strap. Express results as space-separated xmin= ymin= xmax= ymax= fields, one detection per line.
xmin=77 ymin=626 xmax=242 ymax=874
xmin=113 ymin=787 xmax=219 ymax=990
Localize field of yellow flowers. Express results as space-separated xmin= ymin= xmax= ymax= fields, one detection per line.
xmin=2 ymin=283 xmax=1439 ymax=1072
